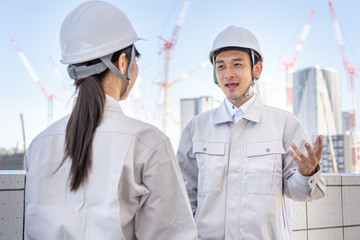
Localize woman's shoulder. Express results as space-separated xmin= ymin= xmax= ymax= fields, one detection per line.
xmin=100 ymin=112 xmax=169 ymax=148
xmin=30 ymin=115 xmax=69 ymax=145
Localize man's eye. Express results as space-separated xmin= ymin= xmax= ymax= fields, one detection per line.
xmin=234 ymin=63 xmax=241 ymax=67
xmin=217 ymin=65 xmax=224 ymax=69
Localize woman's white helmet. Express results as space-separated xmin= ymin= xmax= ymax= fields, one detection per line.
xmin=60 ymin=1 xmax=141 ymax=83
xmin=60 ymin=1 xmax=140 ymax=64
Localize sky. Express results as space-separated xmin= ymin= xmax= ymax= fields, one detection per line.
xmin=1 ymin=0 xmax=360 ymax=150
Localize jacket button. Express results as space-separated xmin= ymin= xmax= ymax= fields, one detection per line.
xmin=203 ymin=148 xmax=207 ymax=151
xmin=266 ymin=148 xmax=270 ymax=152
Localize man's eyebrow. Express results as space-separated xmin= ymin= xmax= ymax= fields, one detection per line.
xmin=232 ymin=58 xmax=245 ymax=61
xmin=215 ymin=58 xmax=245 ymax=64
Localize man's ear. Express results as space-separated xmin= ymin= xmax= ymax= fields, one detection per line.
xmin=254 ymin=61 xmax=263 ymax=78
xmin=117 ymin=52 xmax=129 ymax=76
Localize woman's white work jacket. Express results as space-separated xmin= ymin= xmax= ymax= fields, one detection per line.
xmin=177 ymin=96 xmax=326 ymax=240
xmin=25 ymin=95 xmax=197 ymax=240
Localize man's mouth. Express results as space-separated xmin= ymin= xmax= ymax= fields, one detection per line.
xmin=225 ymin=83 xmax=239 ymax=88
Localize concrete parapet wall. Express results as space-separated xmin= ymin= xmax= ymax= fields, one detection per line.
xmin=0 ymin=170 xmax=25 ymax=240
xmin=1 ymin=172 xmax=359 ymax=239
xmin=292 ymin=173 xmax=360 ymax=240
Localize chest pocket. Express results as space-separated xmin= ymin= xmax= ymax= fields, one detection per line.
xmin=193 ymin=141 xmax=226 ymax=194
xmin=246 ymin=140 xmax=285 ymax=195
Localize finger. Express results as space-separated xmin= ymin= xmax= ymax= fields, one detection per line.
xmin=313 ymin=139 xmax=318 ymax=153
xmin=290 ymin=143 xmax=308 ymax=162
xmin=304 ymin=142 xmax=316 ymax=165
xmin=288 ymin=149 xmax=301 ymax=166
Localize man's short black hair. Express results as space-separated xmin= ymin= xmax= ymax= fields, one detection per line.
xmin=213 ymin=46 xmax=262 ymax=65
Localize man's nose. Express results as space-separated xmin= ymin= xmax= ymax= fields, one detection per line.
xmin=225 ymin=67 xmax=235 ymax=79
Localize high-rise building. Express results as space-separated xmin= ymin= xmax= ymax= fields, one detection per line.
xmin=292 ymin=65 xmax=342 ymax=140
xmin=291 ymin=66 xmax=357 ymax=173
xmin=319 ymin=134 xmax=346 ymax=173
xmin=180 ymin=96 xmax=221 ymax=131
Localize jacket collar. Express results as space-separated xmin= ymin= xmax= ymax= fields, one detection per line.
xmin=104 ymin=95 xmax=123 ymax=113
xmin=213 ymin=96 xmax=263 ymax=124
xmin=243 ymin=95 xmax=262 ymax=123
xmin=213 ymin=100 xmax=233 ymax=124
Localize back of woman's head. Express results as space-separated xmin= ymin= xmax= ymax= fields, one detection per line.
xmin=59 ymin=1 xmax=141 ymax=191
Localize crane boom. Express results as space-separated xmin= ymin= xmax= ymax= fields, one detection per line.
xmin=328 ymin=1 xmax=356 ymax=74
xmin=11 ymin=38 xmax=55 ymax=125
xmin=329 ymin=1 xmax=359 ymax=172
xmin=291 ymin=9 xmax=315 ymax=69
xmin=11 ymin=39 xmax=50 ymax=99
xmin=279 ymin=9 xmax=315 ymax=112
xmin=171 ymin=0 xmax=191 ymax=46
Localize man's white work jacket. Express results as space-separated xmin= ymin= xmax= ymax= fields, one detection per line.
xmin=25 ymin=95 xmax=197 ymax=240
xmin=177 ymin=96 xmax=326 ymax=240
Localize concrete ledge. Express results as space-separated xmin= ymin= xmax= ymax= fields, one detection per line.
xmin=0 ymin=170 xmax=25 ymax=240
xmin=0 ymin=171 xmax=359 ymax=240
xmin=292 ymin=173 xmax=360 ymax=240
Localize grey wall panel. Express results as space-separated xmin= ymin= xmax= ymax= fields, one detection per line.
xmin=307 ymin=186 xmax=343 ymax=228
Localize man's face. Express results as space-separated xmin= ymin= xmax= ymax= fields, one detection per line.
xmin=215 ymin=50 xmax=262 ymax=106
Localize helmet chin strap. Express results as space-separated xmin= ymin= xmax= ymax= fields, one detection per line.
xmin=231 ymin=49 xmax=258 ymax=109
xmin=100 ymin=45 xmax=135 ymax=98
xmin=231 ymin=83 xmax=254 ymax=109
xmin=68 ymin=45 xmax=136 ymax=96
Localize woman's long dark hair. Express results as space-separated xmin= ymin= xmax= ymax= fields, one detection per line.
xmin=61 ymin=45 xmax=139 ymax=191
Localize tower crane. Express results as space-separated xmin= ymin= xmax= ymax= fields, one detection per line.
xmin=158 ymin=0 xmax=191 ymax=134
xmin=11 ymin=39 xmax=55 ymax=125
xmin=279 ymin=9 xmax=315 ymax=112
xmin=153 ymin=60 xmax=210 ymax=125
xmin=329 ymin=1 xmax=360 ymax=172
xmin=154 ymin=60 xmax=210 ymax=88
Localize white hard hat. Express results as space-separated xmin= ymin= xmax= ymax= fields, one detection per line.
xmin=209 ymin=25 xmax=263 ymax=64
xmin=60 ymin=1 xmax=141 ymax=64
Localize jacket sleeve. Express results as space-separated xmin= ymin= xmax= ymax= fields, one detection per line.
xmin=135 ymin=138 xmax=198 ymax=240
xmin=177 ymin=123 xmax=198 ymax=215
xmin=282 ymin=114 xmax=326 ymax=201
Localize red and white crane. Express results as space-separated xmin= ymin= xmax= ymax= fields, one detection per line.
xmin=11 ymin=38 xmax=55 ymax=125
xmin=279 ymin=9 xmax=315 ymax=112
xmin=153 ymin=60 xmax=210 ymax=125
xmin=158 ymin=0 xmax=191 ymax=134
xmin=329 ymin=1 xmax=360 ymax=172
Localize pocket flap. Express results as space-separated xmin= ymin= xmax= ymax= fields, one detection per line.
xmin=247 ymin=140 xmax=285 ymax=157
xmin=193 ymin=141 xmax=225 ymax=155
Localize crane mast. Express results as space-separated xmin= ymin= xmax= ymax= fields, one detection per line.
xmin=19 ymin=113 xmax=26 ymax=154
xmin=329 ymin=1 xmax=360 ymax=172
xmin=158 ymin=0 xmax=191 ymax=134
